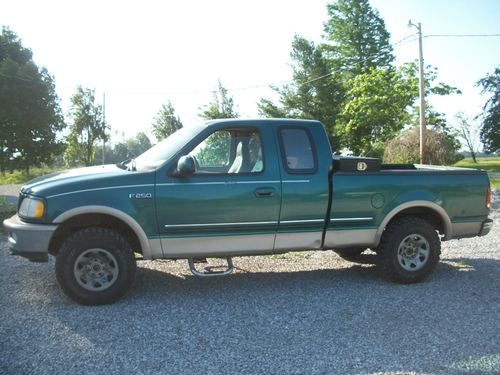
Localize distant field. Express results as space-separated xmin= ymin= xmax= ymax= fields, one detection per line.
xmin=454 ymin=157 xmax=500 ymax=173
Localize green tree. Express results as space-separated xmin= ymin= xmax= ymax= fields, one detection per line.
xmin=199 ymin=80 xmax=239 ymax=119
xmin=64 ymin=86 xmax=107 ymax=167
xmin=152 ymin=101 xmax=183 ymax=141
xmin=323 ymin=0 xmax=394 ymax=76
xmin=197 ymin=81 xmax=238 ymax=164
xmin=127 ymin=132 xmax=152 ymax=157
xmin=259 ymin=0 xmax=395 ymax=152
xmin=402 ymin=62 xmax=461 ymax=128
xmin=258 ymin=36 xmax=345 ymax=150
xmin=401 ymin=62 xmax=462 ymax=163
xmin=0 ymin=27 xmax=64 ymax=174
xmin=339 ymin=62 xmax=461 ymax=156
xmin=95 ymin=132 xmax=152 ymax=164
xmin=337 ymin=67 xmax=414 ymax=155
xmin=259 ymin=1 xmax=461 ymax=156
xmin=477 ymin=67 xmax=500 ymax=154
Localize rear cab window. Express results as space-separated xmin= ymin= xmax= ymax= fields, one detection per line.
xmin=278 ymin=127 xmax=317 ymax=174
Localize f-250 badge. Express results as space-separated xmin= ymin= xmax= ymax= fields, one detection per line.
xmin=129 ymin=193 xmax=152 ymax=199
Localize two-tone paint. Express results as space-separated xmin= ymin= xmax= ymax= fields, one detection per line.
xmin=4 ymin=119 xmax=492 ymax=262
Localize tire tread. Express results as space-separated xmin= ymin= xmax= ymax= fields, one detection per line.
xmin=378 ymin=216 xmax=441 ymax=284
xmin=55 ymin=227 xmax=136 ymax=305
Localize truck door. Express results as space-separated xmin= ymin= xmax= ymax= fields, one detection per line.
xmin=155 ymin=125 xmax=281 ymax=257
xmin=275 ymin=125 xmax=331 ymax=251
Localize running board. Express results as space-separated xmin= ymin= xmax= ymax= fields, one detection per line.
xmin=188 ymin=257 xmax=234 ymax=277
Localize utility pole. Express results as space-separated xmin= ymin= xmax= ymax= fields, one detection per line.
xmin=408 ymin=20 xmax=426 ymax=164
xmin=102 ymin=92 xmax=106 ymax=165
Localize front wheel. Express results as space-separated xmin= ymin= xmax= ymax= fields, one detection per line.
xmin=378 ymin=216 xmax=441 ymax=284
xmin=55 ymin=227 xmax=136 ymax=305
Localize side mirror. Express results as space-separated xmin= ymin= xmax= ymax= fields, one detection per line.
xmin=176 ymin=155 xmax=196 ymax=176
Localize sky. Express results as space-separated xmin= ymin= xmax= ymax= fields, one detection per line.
xmin=1 ymin=0 xmax=499 ymax=144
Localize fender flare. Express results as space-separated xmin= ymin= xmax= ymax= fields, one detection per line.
xmin=53 ymin=205 xmax=153 ymax=259
xmin=375 ymin=200 xmax=452 ymax=244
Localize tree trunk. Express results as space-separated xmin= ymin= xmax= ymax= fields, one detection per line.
xmin=0 ymin=148 xmax=4 ymax=176
xmin=471 ymin=151 xmax=477 ymax=163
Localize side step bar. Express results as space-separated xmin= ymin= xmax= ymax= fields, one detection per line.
xmin=188 ymin=257 xmax=234 ymax=277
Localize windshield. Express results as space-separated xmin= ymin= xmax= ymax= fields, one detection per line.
xmin=133 ymin=125 xmax=203 ymax=171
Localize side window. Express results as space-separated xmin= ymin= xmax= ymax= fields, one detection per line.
xmin=189 ymin=130 xmax=231 ymax=168
xmin=279 ymin=128 xmax=316 ymax=173
xmin=188 ymin=128 xmax=264 ymax=174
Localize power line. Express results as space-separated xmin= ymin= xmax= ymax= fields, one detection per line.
xmin=106 ymin=71 xmax=336 ymax=97
xmin=223 ymin=72 xmax=335 ymax=92
xmin=393 ymin=36 xmax=418 ymax=49
xmin=7 ymin=33 xmax=496 ymax=98
xmin=392 ymin=32 xmax=500 ymax=48
xmin=424 ymin=33 xmax=500 ymax=38
xmin=393 ymin=33 xmax=417 ymax=47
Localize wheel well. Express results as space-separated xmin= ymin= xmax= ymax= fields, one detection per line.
xmin=48 ymin=213 xmax=142 ymax=256
xmin=390 ymin=207 xmax=445 ymax=235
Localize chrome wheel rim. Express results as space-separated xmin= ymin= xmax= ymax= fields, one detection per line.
xmin=397 ymin=234 xmax=430 ymax=271
xmin=74 ymin=249 xmax=119 ymax=291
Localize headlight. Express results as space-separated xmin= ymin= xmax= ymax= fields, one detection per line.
xmin=18 ymin=197 xmax=45 ymax=219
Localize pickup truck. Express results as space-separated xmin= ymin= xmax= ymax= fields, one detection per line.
xmin=3 ymin=119 xmax=493 ymax=305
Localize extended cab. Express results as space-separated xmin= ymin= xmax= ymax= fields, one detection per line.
xmin=3 ymin=119 xmax=493 ymax=304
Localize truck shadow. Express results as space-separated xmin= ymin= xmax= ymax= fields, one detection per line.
xmin=52 ymin=256 xmax=500 ymax=374
xmin=128 ymin=256 xmax=498 ymax=300
xmin=3 ymin=242 xmax=498 ymax=375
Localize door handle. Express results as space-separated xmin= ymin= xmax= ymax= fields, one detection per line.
xmin=254 ymin=187 xmax=275 ymax=197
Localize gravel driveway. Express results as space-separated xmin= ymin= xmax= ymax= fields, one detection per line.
xmin=1 ymin=193 xmax=499 ymax=375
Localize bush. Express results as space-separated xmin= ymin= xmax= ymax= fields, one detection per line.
xmin=384 ymin=126 xmax=462 ymax=165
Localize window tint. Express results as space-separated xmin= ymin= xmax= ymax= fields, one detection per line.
xmin=280 ymin=128 xmax=316 ymax=173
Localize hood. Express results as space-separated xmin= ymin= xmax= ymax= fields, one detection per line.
xmin=21 ymin=164 xmax=132 ymax=197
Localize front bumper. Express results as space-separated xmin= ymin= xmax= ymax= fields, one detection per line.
xmin=2 ymin=214 xmax=57 ymax=262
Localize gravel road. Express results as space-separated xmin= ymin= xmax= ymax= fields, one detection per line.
xmin=1 ymin=193 xmax=499 ymax=375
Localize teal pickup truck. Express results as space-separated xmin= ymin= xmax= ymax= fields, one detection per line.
xmin=3 ymin=119 xmax=493 ymax=304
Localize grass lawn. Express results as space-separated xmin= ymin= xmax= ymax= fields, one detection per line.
xmin=0 ymin=167 xmax=63 ymax=185
xmin=454 ymin=157 xmax=500 ymax=190
xmin=490 ymin=178 xmax=500 ymax=190
xmin=454 ymin=157 xmax=500 ymax=173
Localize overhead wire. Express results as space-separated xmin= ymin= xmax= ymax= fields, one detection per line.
xmin=393 ymin=33 xmax=417 ymax=48
xmin=8 ymin=33 xmax=491 ymax=97
xmin=424 ymin=33 xmax=500 ymax=38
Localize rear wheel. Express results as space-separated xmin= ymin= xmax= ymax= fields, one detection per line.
xmin=378 ymin=216 xmax=440 ymax=283
xmin=333 ymin=247 xmax=366 ymax=260
xmin=55 ymin=227 xmax=136 ymax=305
